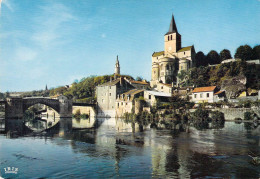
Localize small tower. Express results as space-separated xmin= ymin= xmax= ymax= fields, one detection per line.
xmin=164 ymin=14 xmax=182 ymax=54
xmin=45 ymin=84 xmax=48 ymax=91
xmin=114 ymin=55 xmax=120 ymax=75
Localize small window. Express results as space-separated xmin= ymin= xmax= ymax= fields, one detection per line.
xmin=126 ymin=103 xmax=127 ymax=105
xmin=149 ymin=95 xmax=151 ymax=99
xmin=200 ymin=94 xmax=203 ymax=98
xmin=121 ymin=102 xmax=123 ymax=105
xmin=109 ymin=93 xmax=111 ymax=96
xmin=118 ymin=103 xmax=119 ymax=107
xmin=168 ymin=36 xmax=169 ymax=41
xmin=184 ymin=52 xmax=185 ymax=55
xmin=194 ymin=94 xmax=197 ymax=98
xmin=207 ymin=93 xmax=209 ymax=98
xmin=171 ymin=35 xmax=172 ymax=40
xmin=161 ymin=86 xmax=163 ymax=89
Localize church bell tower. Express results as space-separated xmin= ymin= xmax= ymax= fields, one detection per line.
xmin=114 ymin=55 xmax=120 ymax=75
xmin=164 ymin=14 xmax=182 ymax=54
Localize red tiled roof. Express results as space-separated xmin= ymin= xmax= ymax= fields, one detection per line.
xmin=192 ymin=86 xmax=216 ymax=93
xmin=215 ymin=91 xmax=224 ymax=95
xmin=131 ymin=80 xmax=149 ymax=85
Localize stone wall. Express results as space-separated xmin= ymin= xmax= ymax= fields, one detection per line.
xmin=190 ymin=107 xmax=260 ymax=120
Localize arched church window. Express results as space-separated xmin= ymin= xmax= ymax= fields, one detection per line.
xmin=171 ymin=35 xmax=172 ymax=40
xmin=168 ymin=36 xmax=169 ymax=41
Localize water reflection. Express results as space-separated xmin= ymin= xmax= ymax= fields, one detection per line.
xmin=0 ymin=117 xmax=259 ymax=178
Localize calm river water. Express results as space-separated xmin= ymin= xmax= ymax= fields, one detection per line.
xmin=0 ymin=118 xmax=259 ymax=178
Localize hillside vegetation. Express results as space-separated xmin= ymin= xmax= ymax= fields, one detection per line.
xmin=49 ymin=74 xmax=134 ymax=102
xmin=178 ymin=60 xmax=260 ymax=90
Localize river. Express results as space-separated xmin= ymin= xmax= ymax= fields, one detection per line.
xmin=0 ymin=117 xmax=259 ymax=178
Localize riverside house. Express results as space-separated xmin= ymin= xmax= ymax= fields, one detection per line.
xmin=191 ymin=86 xmax=225 ymax=103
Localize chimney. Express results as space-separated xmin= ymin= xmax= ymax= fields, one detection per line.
xmin=120 ymin=77 xmax=123 ymax=85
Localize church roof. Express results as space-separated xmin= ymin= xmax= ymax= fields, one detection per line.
xmin=178 ymin=46 xmax=193 ymax=52
xmin=165 ymin=14 xmax=178 ymax=35
xmin=152 ymin=51 xmax=164 ymax=57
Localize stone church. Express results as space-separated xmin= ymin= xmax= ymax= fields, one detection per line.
xmin=150 ymin=14 xmax=196 ymax=88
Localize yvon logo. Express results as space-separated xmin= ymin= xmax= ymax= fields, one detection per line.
xmin=3 ymin=167 xmax=18 ymax=174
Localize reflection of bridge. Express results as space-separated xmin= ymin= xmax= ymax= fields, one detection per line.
xmin=4 ymin=95 xmax=72 ymax=119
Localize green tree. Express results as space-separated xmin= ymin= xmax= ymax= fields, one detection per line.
xmin=234 ymin=45 xmax=253 ymax=61
xmin=206 ymin=50 xmax=220 ymax=65
xmin=252 ymin=45 xmax=260 ymax=60
xmin=195 ymin=51 xmax=207 ymax=67
xmin=136 ymin=76 xmax=143 ymax=81
xmin=220 ymin=49 xmax=232 ymax=62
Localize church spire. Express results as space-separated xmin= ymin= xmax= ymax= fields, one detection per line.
xmin=166 ymin=14 xmax=178 ymax=35
xmin=114 ymin=55 xmax=120 ymax=75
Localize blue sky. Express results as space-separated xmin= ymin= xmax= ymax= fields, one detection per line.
xmin=0 ymin=0 xmax=259 ymax=92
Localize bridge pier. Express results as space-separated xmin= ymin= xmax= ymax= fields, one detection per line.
xmin=5 ymin=97 xmax=24 ymax=119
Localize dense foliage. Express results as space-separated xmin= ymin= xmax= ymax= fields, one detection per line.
xmin=195 ymin=44 xmax=259 ymax=67
xmin=49 ymin=74 xmax=134 ymax=102
xmin=178 ymin=60 xmax=260 ymax=89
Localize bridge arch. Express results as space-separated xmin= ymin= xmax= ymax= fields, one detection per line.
xmin=23 ymin=97 xmax=60 ymax=113
xmin=5 ymin=95 xmax=72 ymax=119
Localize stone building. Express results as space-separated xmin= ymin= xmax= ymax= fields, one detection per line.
xmin=151 ymin=14 xmax=196 ymax=88
xmin=116 ymin=89 xmax=144 ymax=117
xmin=96 ymin=77 xmax=135 ymax=118
xmin=155 ymin=83 xmax=173 ymax=94
xmin=144 ymin=90 xmax=172 ymax=107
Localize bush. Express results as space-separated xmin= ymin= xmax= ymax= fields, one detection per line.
xmin=210 ymin=111 xmax=225 ymax=121
xmin=80 ymin=113 xmax=89 ymax=119
xmin=244 ymin=111 xmax=253 ymax=120
xmin=192 ymin=108 xmax=209 ymax=121
xmin=74 ymin=109 xmax=81 ymax=119
xmin=48 ymin=122 xmax=52 ymax=127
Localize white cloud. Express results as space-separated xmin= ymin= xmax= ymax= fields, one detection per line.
xmin=0 ymin=0 xmax=14 ymax=14
xmin=14 ymin=47 xmax=37 ymax=61
xmin=31 ymin=3 xmax=77 ymax=49
xmin=101 ymin=33 xmax=106 ymax=38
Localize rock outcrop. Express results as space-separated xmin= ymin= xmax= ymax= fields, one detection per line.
xmin=221 ymin=75 xmax=247 ymax=99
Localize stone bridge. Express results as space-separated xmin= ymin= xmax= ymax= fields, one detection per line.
xmin=5 ymin=95 xmax=72 ymax=119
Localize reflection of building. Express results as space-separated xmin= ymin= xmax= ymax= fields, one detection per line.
xmin=151 ymin=14 xmax=196 ymax=88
